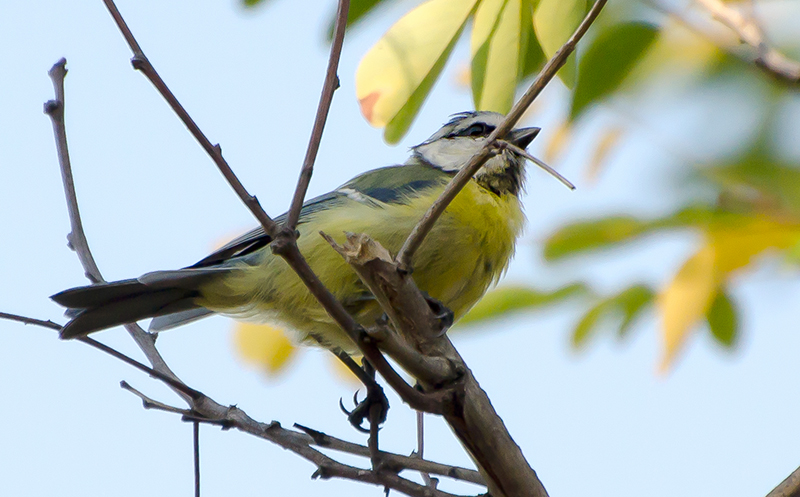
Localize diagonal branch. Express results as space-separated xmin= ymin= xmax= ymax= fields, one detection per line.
xmin=100 ymin=0 xmax=279 ymax=235
xmin=397 ymin=0 xmax=608 ymax=269
xmin=285 ymin=0 xmax=351 ymax=230
xmin=694 ymin=0 xmax=800 ymax=84
xmin=44 ymin=58 xmax=187 ymax=394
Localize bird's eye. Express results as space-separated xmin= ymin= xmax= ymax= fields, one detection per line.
xmin=462 ymin=123 xmax=494 ymax=137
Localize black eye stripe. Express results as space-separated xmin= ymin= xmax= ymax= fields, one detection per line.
xmin=446 ymin=122 xmax=496 ymax=139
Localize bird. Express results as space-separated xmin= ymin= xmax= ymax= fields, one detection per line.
xmin=52 ymin=111 xmax=541 ymax=353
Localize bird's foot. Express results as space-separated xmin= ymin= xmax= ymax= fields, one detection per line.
xmin=422 ymin=293 xmax=454 ymax=336
xmin=340 ymin=384 xmax=389 ymax=433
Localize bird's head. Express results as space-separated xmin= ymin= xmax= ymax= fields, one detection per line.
xmin=409 ymin=111 xmax=540 ymax=197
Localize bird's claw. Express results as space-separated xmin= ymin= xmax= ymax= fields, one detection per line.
xmin=423 ymin=293 xmax=454 ymax=335
xmin=340 ymin=386 xmax=389 ymax=433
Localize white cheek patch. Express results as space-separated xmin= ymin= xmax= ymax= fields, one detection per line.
xmin=417 ymin=138 xmax=486 ymax=172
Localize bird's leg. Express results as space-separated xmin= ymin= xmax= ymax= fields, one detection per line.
xmin=329 ymin=347 xmax=389 ymax=433
xmin=421 ymin=293 xmax=454 ymax=336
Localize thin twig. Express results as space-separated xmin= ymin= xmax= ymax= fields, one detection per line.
xmin=293 ymin=423 xmax=484 ymax=485
xmin=101 ymin=0 xmax=428 ymax=417
xmin=286 ymin=0 xmax=351 ymax=230
xmin=44 ymin=57 xmax=188 ymax=395
xmin=120 ymin=381 xmax=192 ymax=414
xmin=396 ymin=0 xmax=608 ymax=268
xmin=495 ymin=142 xmax=575 ymax=190
xmin=100 ymin=0 xmax=279 ymax=234
xmin=44 ymin=59 xmax=103 ymax=284
xmin=1 ymin=309 xmax=203 ymax=399
xmin=694 ymin=0 xmax=800 ymax=84
xmin=416 ymin=410 xmax=436 ymax=488
xmin=194 ymin=421 xmax=201 ymax=497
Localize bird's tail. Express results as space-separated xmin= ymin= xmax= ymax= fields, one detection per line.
xmin=51 ymin=268 xmax=228 ymax=339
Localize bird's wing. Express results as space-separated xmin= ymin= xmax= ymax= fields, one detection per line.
xmin=189 ymin=163 xmax=451 ymax=269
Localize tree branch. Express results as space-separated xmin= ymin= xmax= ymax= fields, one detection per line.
xmin=767 ymin=465 xmax=800 ymax=497
xmin=286 ymin=0 xmax=351 ymax=230
xmin=100 ymin=0 xmax=279 ymax=234
xmin=44 ymin=57 xmax=188 ymax=397
xmin=694 ymin=0 xmax=800 ymax=84
xmin=396 ymin=0 xmax=607 ymax=268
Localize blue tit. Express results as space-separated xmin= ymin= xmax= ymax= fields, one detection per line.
xmin=52 ymin=111 xmax=539 ymax=352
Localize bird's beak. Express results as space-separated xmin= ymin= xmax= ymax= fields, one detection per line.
xmin=508 ymin=127 xmax=541 ymax=149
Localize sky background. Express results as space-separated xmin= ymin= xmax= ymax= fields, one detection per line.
xmin=2 ymin=1 xmax=800 ymax=496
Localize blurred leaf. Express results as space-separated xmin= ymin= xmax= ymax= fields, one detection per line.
xmin=471 ymin=0 xmax=523 ymax=113
xmin=585 ymin=125 xmax=624 ymax=183
xmin=325 ymin=0 xmax=392 ymax=40
xmin=708 ymin=214 xmax=800 ymax=274
xmin=457 ymin=282 xmax=589 ymax=328
xmin=533 ymin=0 xmax=587 ymax=88
xmin=521 ymin=1 xmax=546 ymax=79
xmin=658 ymin=245 xmax=718 ymax=372
xmin=570 ymin=22 xmax=659 ymax=120
xmin=543 ymin=205 xmax=713 ymax=261
xmin=705 ymin=155 xmax=800 ymax=218
xmin=543 ymin=120 xmax=572 ymax=163
xmin=355 ymin=0 xmax=480 ymax=143
xmin=242 ymin=0 xmax=272 ymax=7
xmin=786 ymin=238 xmax=800 ymax=265
xmin=234 ymin=322 xmax=297 ymax=375
xmin=706 ymin=288 xmax=738 ymax=348
xmin=571 ymin=284 xmax=654 ymax=347
xmin=616 ymin=285 xmax=655 ymax=338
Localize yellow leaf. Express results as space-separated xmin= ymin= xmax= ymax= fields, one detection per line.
xmin=708 ymin=215 xmax=800 ymax=274
xmin=543 ymin=120 xmax=571 ymax=163
xmin=585 ymin=125 xmax=623 ymax=184
xmin=355 ymin=0 xmax=480 ymax=140
xmin=471 ymin=0 xmax=523 ymax=113
xmin=234 ymin=322 xmax=298 ymax=375
xmin=532 ymin=0 xmax=586 ymax=88
xmin=658 ymin=244 xmax=718 ymax=372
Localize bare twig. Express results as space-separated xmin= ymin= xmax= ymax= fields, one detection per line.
xmin=286 ymin=0 xmax=351 ymax=230
xmin=193 ymin=421 xmax=201 ymax=497
xmin=44 ymin=60 xmax=102 ymax=284
xmin=694 ymin=0 xmax=800 ymax=84
xmin=397 ymin=0 xmax=608 ymax=268
xmin=120 ymin=381 xmax=192 ymax=414
xmin=100 ymin=0 xmax=279 ymax=234
xmin=495 ymin=142 xmax=575 ymax=190
xmin=44 ymin=57 xmax=187 ymax=394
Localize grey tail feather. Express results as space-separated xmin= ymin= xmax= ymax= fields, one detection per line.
xmin=150 ymin=308 xmax=215 ymax=332
xmin=52 ymin=268 xmax=229 ymax=339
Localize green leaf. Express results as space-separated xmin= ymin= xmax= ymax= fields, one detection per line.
xmin=704 ymin=154 xmax=800 ymax=218
xmin=456 ymin=283 xmax=589 ymax=328
xmin=571 ymin=284 xmax=655 ymax=347
xmin=325 ymin=0 xmax=392 ymax=41
xmin=471 ymin=0 xmax=524 ymax=114
xmin=533 ymin=0 xmax=587 ymax=88
xmin=706 ymin=288 xmax=738 ymax=348
xmin=616 ymin=285 xmax=655 ymax=338
xmin=521 ymin=3 xmax=546 ymax=79
xmin=543 ymin=206 xmax=715 ymax=261
xmin=570 ymin=22 xmax=659 ymax=120
xmin=544 ymin=216 xmax=655 ymax=261
xmin=572 ymin=301 xmax=608 ymax=347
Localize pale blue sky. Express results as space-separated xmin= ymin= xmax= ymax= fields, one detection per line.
xmin=2 ymin=1 xmax=799 ymax=496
